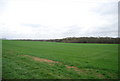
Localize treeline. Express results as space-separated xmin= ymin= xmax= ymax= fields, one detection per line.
xmin=15 ymin=37 xmax=120 ymax=44
xmin=47 ymin=37 xmax=120 ymax=44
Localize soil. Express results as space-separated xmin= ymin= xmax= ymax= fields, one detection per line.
xmin=21 ymin=55 xmax=59 ymax=63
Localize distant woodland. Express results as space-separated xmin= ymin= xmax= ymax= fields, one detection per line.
xmin=17 ymin=37 xmax=120 ymax=44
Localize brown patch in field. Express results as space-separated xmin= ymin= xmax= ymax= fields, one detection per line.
xmin=65 ymin=65 xmax=80 ymax=71
xmin=33 ymin=57 xmax=58 ymax=63
xmin=66 ymin=65 xmax=105 ymax=78
xmin=21 ymin=55 xmax=59 ymax=63
xmin=65 ymin=65 xmax=88 ymax=73
xmin=96 ymin=73 xmax=104 ymax=78
xmin=48 ymin=63 xmax=55 ymax=66
xmin=20 ymin=55 xmax=106 ymax=79
xmin=65 ymin=65 xmax=86 ymax=73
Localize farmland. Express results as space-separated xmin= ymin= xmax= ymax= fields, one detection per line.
xmin=2 ymin=40 xmax=118 ymax=79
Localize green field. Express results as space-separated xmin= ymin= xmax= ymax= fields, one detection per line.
xmin=2 ymin=40 xmax=118 ymax=79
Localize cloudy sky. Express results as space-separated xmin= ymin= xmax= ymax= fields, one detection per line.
xmin=0 ymin=0 xmax=119 ymax=39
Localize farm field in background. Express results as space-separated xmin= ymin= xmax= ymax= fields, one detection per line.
xmin=2 ymin=40 xmax=118 ymax=79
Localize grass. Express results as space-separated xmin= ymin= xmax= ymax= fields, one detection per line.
xmin=2 ymin=40 xmax=118 ymax=79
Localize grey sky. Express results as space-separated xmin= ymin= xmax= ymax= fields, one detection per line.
xmin=0 ymin=0 xmax=119 ymax=39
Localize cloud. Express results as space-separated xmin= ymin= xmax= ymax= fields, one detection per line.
xmin=0 ymin=0 xmax=118 ymax=39
xmin=93 ymin=2 xmax=118 ymax=15
xmin=86 ymin=22 xmax=118 ymax=37
xmin=21 ymin=24 xmax=42 ymax=27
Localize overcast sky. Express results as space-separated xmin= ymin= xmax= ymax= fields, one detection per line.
xmin=0 ymin=0 xmax=119 ymax=39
